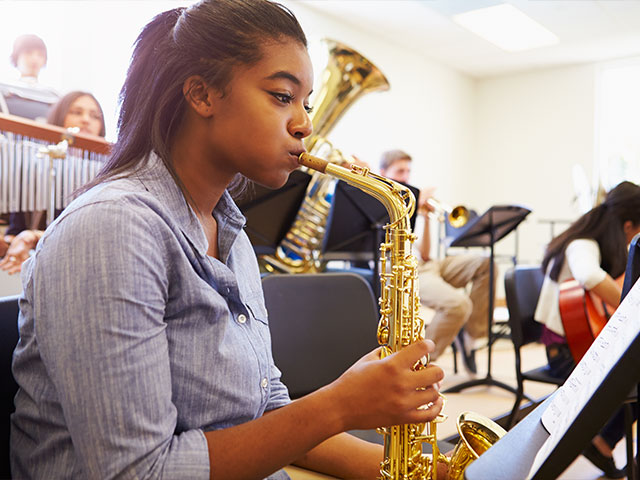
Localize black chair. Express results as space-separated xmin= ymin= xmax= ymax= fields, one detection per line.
xmin=262 ymin=272 xmax=379 ymax=399
xmin=504 ymin=266 xmax=564 ymax=428
xmin=0 ymin=295 xmax=19 ymax=479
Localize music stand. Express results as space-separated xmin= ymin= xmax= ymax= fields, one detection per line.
xmin=444 ymin=205 xmax=531 ymax=395
xmin=236 ymin=169 xmax=311 ymax=256
xmin=322 ymin=179 xmax=420 ymax=296
xmin=465 ymin=236 xmax=640 ymax=479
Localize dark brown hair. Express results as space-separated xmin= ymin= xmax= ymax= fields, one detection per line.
xmin=10 ymin=34 xmax=47 ymax=67
xmin=82 ymin=0 xmax=306 ymax=198
xmin=47 ymin=91 xmax=106 ymax=137
xmin=542 ymin=181 xmax=640 ymax=280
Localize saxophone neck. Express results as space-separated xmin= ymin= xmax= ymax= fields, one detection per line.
xmin=298 ymin=153 xmax=415 ymax=228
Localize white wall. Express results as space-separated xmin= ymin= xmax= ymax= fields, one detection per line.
xmin=472 ymin=65 xmax=597 ymax=265
xmin=286 ymin=2 xmax=600 ymax=269
xmin=284 ymin=2 xmax=476 ymax=202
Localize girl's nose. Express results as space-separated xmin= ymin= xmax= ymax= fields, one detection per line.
xmin=290 ymin=107 xmax=313 ymax=139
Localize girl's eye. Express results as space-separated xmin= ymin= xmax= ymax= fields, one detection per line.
xmin=305 ymin=105 xmax=314 ymax=114
xmin=272 ymin=92 xmax=293 ymax=104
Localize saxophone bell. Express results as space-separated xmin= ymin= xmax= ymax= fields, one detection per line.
xmin=446 ymin=412 xmax=507 ymax=480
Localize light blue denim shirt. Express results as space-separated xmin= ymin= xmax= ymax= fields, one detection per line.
xmin=10 ymin=153 xmax=291 ymax=479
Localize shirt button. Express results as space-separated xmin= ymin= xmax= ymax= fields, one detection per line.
xmin=261 ymin=377 xmax=268 ymax=389
xmin=237 ymin=314 xmax=247 ymax=324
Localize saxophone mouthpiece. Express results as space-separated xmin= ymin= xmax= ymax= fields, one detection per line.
xmin=299 ymin=152 xmax=328 ymax=173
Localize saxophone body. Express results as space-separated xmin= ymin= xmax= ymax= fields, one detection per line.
xmin=298 ymin=153 xmax=506 ymax=480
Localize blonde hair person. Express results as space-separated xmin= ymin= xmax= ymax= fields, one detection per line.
xmin=379 ymin=149 xmax=495 ymax=375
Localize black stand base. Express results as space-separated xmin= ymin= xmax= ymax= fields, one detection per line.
xmin=440 ymin=205 xmax=531 ymax=397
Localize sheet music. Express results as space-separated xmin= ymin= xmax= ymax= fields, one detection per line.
xmin=528 ymin=277 xmax=640 ymax=478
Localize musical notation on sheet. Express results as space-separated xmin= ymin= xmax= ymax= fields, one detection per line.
xmin=528 ymin=277 xmax=640 ymax=478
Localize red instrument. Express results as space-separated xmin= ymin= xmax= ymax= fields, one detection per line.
xmin=559 ymin=278 xmax=620 ymax=363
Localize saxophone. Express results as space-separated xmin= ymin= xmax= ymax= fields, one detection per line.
xmin=298 ymin=153 xmax=506 ymax=480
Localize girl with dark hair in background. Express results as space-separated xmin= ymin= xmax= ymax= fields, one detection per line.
xmin=0 ymin=91 xmax=106 ymax=274
xmin=46 ymin=90 xmax=106 ymax=137
xmin=9 ymin=2 xmax=444 ymax=479
xmin=535 ymin=180 xmax=640 ymax=478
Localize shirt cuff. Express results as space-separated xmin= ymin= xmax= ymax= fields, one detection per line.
xmin=160 ymin=429 xmax=210 ymax=479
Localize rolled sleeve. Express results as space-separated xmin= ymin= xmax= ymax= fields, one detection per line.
xmin=34 ymin=199 xmax=209 ymax=479
xmin=266 ymin=364 xmax=291 ymax=412
xmin=565 ymin=239 xmax=607 ymax=290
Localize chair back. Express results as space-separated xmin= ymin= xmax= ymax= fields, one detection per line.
xmin=504 ymin=266 xmax=545 ymax=349
xmin=0 ymin=295 xmax=19 ymax=479
xmin=622 ymin=233 xmax=640 ymax=301
xmin=262 ymin=273 xmax=379 ymax=398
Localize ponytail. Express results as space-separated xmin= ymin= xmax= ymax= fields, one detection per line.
xmin=542 ymin=204 xmax=610 ymax=280
xmin=89 ymin=8 xmax=185 ymax=189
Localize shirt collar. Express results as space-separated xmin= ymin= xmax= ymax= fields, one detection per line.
xmin=137 ymin=152 xmax=246 ymax=259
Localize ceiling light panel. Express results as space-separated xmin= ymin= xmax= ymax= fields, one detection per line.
xmin=453 ymin=3 xmax=559 ymax=52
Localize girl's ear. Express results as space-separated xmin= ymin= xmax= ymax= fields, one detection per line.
xmin=183 ymin=76 xmax=215 ymax=118
xmin=623 ymin=220 xmax=640 ymax=244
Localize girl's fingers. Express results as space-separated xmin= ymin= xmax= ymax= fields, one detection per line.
xmin=389 ymin=340 xmax=434 ymax=368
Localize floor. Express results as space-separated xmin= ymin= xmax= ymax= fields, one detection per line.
xmin=0 ymin=270 xmax=21 ymax=297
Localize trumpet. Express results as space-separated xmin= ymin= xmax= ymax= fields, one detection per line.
xmin=423 ymin=198 xmax=470 ymax=228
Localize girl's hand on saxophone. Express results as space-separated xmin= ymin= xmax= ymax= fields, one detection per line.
xmin=324 ymin=339 xmax=445 ymax=431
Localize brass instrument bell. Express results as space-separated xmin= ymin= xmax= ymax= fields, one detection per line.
xmin=426 ymin=198 xmax=470 ymax=228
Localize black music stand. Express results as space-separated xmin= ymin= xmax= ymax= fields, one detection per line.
xmin=444 ymin=205 xmax=531 ymax=395
xmin=236 ymin=169 xmax=311 ymax=256
xmin=322 ymin=179 xmax=420 ymax=297
xmin=466 ymin=236 xmax=640 ymax=479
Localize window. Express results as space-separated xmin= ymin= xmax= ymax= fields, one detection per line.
xmin=596 ymin=59 xmax=640 ymax=193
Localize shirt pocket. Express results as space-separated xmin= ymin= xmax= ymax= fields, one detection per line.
xmin=244 ymin=293 xmax=269 ymax=326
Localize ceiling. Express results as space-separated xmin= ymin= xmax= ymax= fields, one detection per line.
xmin=298 ymin=0 xmax=640 ymax=78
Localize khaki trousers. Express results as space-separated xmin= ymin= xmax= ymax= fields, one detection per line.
xmin=418 ymin=253 xmax=495 ymax=359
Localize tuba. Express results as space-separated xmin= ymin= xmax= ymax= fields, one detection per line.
xmin=260 ymin=39 xmax=389 ymax=273
xmin=298 ymin=152 xmax=506 ymax=480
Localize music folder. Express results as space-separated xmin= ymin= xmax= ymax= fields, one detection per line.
xmin=236 ymin=169 xmax=311 ymax=255
xmin=322 ymin=178 xmax=420 ymax=258
xmin=448 ymin=204 xmax=531 ymax=248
